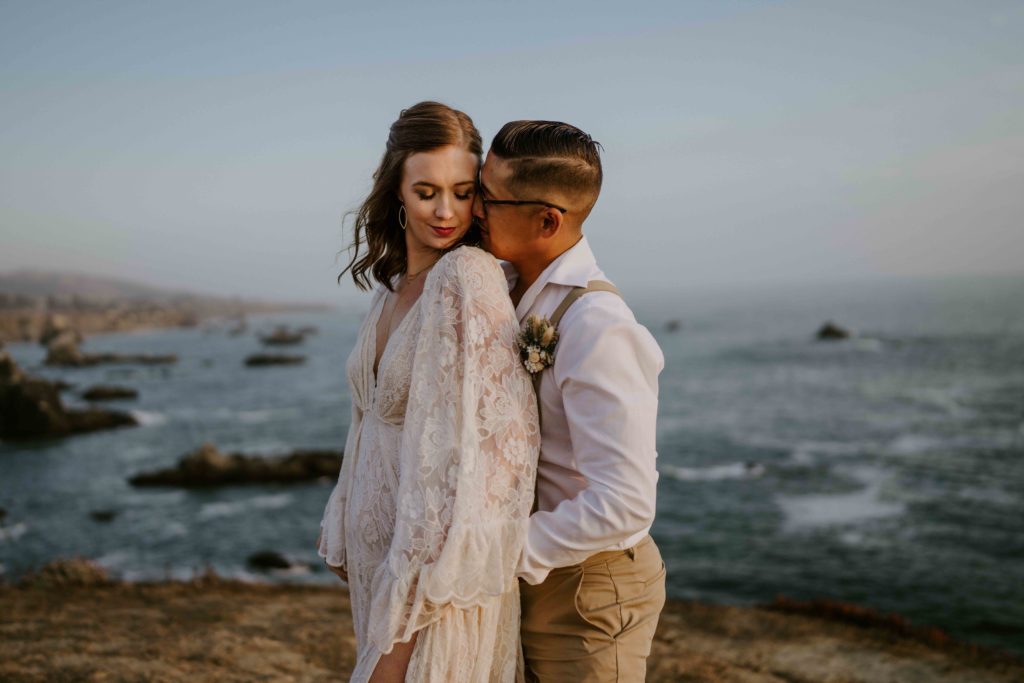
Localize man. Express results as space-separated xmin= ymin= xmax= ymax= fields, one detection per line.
xmin=474 ymin=121 xmax=666 ymax=682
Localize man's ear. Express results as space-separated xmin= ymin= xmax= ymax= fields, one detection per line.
xmin=539 ymin=208 xmax=564 ymax=238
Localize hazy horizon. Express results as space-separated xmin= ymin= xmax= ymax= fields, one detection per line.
xmin=2 ymin=1 xmax=1022 ymax=305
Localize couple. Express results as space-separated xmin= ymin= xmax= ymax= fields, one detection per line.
xmin=316 ymin=101 xmax=665 ymax=682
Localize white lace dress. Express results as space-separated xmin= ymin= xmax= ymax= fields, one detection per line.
xmin=318 ymin=246 xmax=540 ymax=682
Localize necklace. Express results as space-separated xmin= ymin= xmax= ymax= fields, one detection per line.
xmin=405 ymin=256 xmax=440 ymax=282
xmin=381 ymin=257 xmax=440 ymax=342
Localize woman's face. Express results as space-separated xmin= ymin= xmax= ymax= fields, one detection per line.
xmin=397 ymin=144 xmax=478 ymax=259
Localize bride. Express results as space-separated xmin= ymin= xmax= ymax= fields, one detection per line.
xmin=316 ymin=101 xmax=540 ymax=682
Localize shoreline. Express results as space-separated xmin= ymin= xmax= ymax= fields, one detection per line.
xmin=1 ymin=562 xmax=1021 ymax=682
xmin=0 ymin=304 xmax=334 ymax=345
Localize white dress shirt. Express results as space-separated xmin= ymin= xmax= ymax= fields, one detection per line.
xmin=507 ymin=236 xmax=664 ymax=585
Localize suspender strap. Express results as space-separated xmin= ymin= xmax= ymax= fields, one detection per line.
xmin=550 ymin=280 xmax=622 ymax=328
xmin=530 ymin=281 xmax=623 ymax=514
xmin=530 ymin=280 xmax=622 ymax=398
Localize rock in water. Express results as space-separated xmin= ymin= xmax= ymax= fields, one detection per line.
xmin=0 ymin=348 xmax=137 ymax=439
xmin=128 ymin=443 xmax=343 ymax=487
xmin=244 ymin=354 xmax=305 ymax=367
xmin=45 ymin=331 xmax=86 ymax=366
xmin=816 ymin=320 xmax=851 ymax=341
xmin=82 ymin=385 xmax=138 ymax=401
xmin=38 ymin=314 xmax=81 ymax=346
xmin=247 ymin=551 xmax=294 ymax=571
xmin=44 ymin=336 xmax=177 ymax=367
xmin=89 ymin=509 xmax=117 ymax=523
xmin=259 ymin=326 xmax=306 ymax=346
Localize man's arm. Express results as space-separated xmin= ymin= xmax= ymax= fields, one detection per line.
xmin=517 ymin=296 xmax=664 ymax=584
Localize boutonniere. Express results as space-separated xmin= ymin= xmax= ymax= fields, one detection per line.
xmin=517 ymin=314 xmax=559 ymax=375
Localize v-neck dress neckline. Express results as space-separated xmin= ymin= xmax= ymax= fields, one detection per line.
xmin=370 ymin=288 xmax=423 ymax=388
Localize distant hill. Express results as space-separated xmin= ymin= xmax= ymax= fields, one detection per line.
xmin=0 ymin=270 xmax=240 ymax=304
xmin=0 ymin=269 xmax=330 ymax=309
xmin=0 ymin=270 xmax=331 ymax=343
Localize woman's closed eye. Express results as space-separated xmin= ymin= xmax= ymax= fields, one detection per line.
xmin=416 ymin=191 xmax=474 ymax=201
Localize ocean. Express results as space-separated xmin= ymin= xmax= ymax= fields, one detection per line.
xmin=1 ymin=273 xmax=1022 ymax=656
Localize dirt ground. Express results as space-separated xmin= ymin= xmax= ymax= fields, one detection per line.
xmin=1 ymin=571 xmax=1021 ymax=683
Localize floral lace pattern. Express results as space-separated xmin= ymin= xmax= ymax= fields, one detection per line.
xmin=319 ymin=246 xmax=539 ymax=682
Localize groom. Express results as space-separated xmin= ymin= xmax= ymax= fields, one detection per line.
xmin=474 ymin=121 xmax=665 ymax=681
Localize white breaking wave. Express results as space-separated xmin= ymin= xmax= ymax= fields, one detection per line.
xmin=198 ymin=493 xmax=294 ymax=520
xmin=660 ymin=461 xmax=765 ymax=482
xmin=94 ymin=549 xmax=134 ymax=570
xmin=0 ymin=522 xmax=28 ymax=543
xmin=788 ymin=440 xmax=867 ymax=465
xmin=130 ymin=410 xmax=168 ymax=427
xmin=776 ymin=466 xmax=905 ymax=531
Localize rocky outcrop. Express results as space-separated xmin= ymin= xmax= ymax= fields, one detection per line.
xmin=246 ymin=551 xmax=311 ymax=573
xmin=128 ymin=443 xmax=342 ymax=487
xmin=38 ymin=314 xmax=82 ymax=346
xmin=258 ymin=326 xmax=307 ymax=346
xmin=244 ymin=354 xmax=305 ymax=367
xmin=82 ymin=385 xmax=138 ymax=401
xmin=0 ymin=349 xmax=137 ymax=439
xmin=44 ymin=336 xmax=177 ymax=367
xmin=89 ymin=509 xmax=118 ymax=523
xmin=18 ymin=558 xmax=112 ymax=588
xmin=816 ymin=320 xmax=851 ymax=340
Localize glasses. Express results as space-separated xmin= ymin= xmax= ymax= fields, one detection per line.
xmin=480 ymin=198 xmax=568 ymax=214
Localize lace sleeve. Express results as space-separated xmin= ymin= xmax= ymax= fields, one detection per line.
xmin=317 ymin=400 xmax=362 ymax=569
xmin=365 ymin=246 xmax=540 ymax=654
xmin=317 ymin=287 xmax=384 ymax=570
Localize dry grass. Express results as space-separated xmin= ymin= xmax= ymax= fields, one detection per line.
xmin=1 ymin=563 xmax=1021 ymax=682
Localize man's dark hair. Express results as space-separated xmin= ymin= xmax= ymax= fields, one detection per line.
xmin=490 ymin=120 xmax=603 ymax=212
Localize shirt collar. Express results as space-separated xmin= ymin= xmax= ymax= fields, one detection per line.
xmin=514 ymin=235 xmax=597 ymax=320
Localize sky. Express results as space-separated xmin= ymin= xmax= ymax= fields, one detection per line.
xmin=1 ymin=0 xmax=1022 ymax=305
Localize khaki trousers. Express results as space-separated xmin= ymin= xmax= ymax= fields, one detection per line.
xmin=520 ymin=535 xmax=667 ymax=682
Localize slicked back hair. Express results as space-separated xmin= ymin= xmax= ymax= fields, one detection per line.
xmin=490 ymin=120 xmax=603 ymax=214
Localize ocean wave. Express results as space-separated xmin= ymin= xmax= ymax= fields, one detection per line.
xmin=94 ymin=549 xmax=134 ymax=570
xmin=0 ymin=522 xmax=28 ymax=543
xmin=126 ymin=489 xmax=187 ymax=506
xmin=789 ymin=440 xmax=866 ymax=464
xmin=958 ymin=486 xmax=1018 ymax=507
xmin=776 ymin=467 xmax=904 ymax=531
xmin=850 ymin=338 xmax=885 ymax=352
xmin=198 ymin=493 xmax=294 ymax=520
xmin=660 ymin=462 xmax=765 ymax=482
xmin=130 ymin=410 xmax=168 ymax=427
xmin=886 ymin=434 xmax=940 ymax=456
xmin=237 ymin=409 xmax=276 ymax=424
xmin=159 ymin=522 xmax=188 ymax=539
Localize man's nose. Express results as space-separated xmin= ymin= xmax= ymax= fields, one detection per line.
xmin=472 ymin=195 xmax=486 ymax=220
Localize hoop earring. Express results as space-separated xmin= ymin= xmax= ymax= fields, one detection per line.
xmin=398 ymin=204 xmax=407 ymax=231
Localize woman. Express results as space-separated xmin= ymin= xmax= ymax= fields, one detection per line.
xmin=316 ymin=101 xmax=540 ymax=682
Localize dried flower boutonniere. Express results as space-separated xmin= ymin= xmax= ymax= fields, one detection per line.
xmin=517 ymin=314 xmax=558 ymax=375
